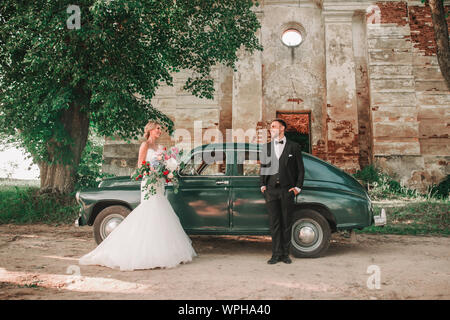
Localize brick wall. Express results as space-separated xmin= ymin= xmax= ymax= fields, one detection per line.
xmin=368 ymin=1 xmax=450 ymax=191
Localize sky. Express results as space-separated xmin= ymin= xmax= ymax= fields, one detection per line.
xmin=0 ymin=146 xmax=40 ymax=180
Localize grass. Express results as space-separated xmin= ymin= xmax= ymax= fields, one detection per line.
xmin=17 ymin=281 xmax=43 ymax=289
xmin=352 ymin=165 xmax=449 ymax=236
xmin=354 ymin=165 xmax=449 ymax=201
xmin=0 ymin=179 xmax=79 ymax=225
xmin=358 ymin=199 xmax=449 ymax=236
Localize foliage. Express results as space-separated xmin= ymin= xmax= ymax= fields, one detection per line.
xmin=0 ymin=185 xmax=79 ymax=224
xmin=74 ymin=133 xmax=114 ymax=190
xmin=428 ymin=175 xmax=450 ymax=199
xmin=353 ymin=164 xmax=380 ymax=185
xmin=0 ymin=0 xmax=263 ymax=180
xmin=358 ymin=200 xmax=450 ymax=236
xmin=353 ymin=165 xmax=448 ymax=201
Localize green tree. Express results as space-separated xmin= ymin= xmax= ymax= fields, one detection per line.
xmin=0 ymin=0 xmax=262 ymax=193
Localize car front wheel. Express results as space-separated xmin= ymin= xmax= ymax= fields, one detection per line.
xmin=93 ymin=205 xmax=131 ymax=245
xmin=290 ymin=209 xmax=331 ymax=258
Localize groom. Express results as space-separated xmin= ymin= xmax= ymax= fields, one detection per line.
xmin=260 ymin=118 xmax=305 ymax=264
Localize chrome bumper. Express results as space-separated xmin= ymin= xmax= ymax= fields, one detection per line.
xmin=374 ymin=208 xmax=387 ymax=226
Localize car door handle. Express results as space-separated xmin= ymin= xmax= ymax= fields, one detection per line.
xmin=215 ymin=180 xmax=229 ymax=185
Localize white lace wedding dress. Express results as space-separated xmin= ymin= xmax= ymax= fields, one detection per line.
xmin=79 ymin=146 xmax=197 ymax=271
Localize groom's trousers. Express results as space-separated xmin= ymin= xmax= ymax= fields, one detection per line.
xmin=264 ymin=183 xmax=295 ymax=257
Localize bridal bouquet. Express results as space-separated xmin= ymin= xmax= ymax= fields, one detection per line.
xmin=132 ymin=146 xmax=185 ymax=199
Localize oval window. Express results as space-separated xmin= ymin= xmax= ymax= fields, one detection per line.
xmin=281 ymin=29 xmax=303 ymax=47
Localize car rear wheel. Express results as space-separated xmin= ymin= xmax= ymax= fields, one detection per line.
xmin=290 ymin=209 xmax=331 ymax=258
xmin=93 ymin=205 xmax=131 ymax=245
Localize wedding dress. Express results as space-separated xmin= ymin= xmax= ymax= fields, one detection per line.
xmin=79 ymin=146 xmax=197 ymax=271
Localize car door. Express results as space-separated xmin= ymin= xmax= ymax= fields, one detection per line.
xmin=230 ymin=148 xmax=270 ymax=233
xmin=169 ymin=148 xmax=232 ymax=233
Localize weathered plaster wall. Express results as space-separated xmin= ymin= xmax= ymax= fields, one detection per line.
xmin=260 ymin=1 xmax=327 ymax=160
xmin=102 ymin=0 xmax=449 ymax=192
xmin=367 ymin=0 xmax=450 ymax=191
xmin=102 ymin=65 xmax=231 ymax=175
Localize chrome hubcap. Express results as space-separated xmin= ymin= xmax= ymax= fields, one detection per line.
xmin=100 ymin=214 xmax=124 ymax=240
xmin=298 ymin=226 xmax=316 ymax=244
xmin=291 ymin=218 xmax=323 ymax=252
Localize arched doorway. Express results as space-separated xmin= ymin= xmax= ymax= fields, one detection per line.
xmin=276 ymin=111 xmax=311 ymax=153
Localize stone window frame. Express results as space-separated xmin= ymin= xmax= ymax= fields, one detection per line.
xmin=280 ymin=21 xmax=307 ymax=48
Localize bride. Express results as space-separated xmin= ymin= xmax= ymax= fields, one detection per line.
xmin=79 ymin=120 xmax=197 ymax=271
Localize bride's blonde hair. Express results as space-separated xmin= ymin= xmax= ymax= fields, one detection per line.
xmin=144 ymin=120 xmax=160 ymax=140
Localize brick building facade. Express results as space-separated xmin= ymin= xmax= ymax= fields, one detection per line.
xmin=102 ymin=0 xmax=450 ymax=192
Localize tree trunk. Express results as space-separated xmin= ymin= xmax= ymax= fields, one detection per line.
xmin=39 ymin=99 xmax=90 ymax=194
xmin=428 ymin=0 xmax=450 ymax=90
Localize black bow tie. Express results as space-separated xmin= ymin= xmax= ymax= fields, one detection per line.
xmin=275 ymin=140 xmax=284 ymax=144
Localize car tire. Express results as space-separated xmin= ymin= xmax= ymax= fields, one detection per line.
xmin=93 ymin=205 xmax=131 ymax=245
xmin=290 ymin=209 xmax=331 ymax=258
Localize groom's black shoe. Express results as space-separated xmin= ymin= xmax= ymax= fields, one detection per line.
xmin=280 ymin=255 xmax=292 ymax=264
xmin=267 ymin=256 xmax=281 ymax=264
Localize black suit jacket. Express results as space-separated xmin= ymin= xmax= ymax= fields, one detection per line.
xmin=259 ymin=138 xmax=305 ymax=189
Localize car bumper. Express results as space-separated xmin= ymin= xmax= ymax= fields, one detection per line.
xmin=75 ymin=191 xmax=88 ymax=226
xmin=75 ymin=208 xmax=84 ymax=227
xmin=373 ymin=208 xmax=387 ymax=226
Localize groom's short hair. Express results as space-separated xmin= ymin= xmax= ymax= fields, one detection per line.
xmin=271 ymin=118 xmax=287 ymax=129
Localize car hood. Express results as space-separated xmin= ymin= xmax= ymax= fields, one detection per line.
xmin=97 ymin=176 xmax=140 ymax=188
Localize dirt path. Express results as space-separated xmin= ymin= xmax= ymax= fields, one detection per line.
xmin=0 ymin=224 xmax=448 ymax=300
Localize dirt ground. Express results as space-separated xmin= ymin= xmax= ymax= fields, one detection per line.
xmin=0 ymin=224 xmax=448 ymax=300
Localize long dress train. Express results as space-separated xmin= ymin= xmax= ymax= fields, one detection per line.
xmin=79 ymin=146 xmax=197 ymax=271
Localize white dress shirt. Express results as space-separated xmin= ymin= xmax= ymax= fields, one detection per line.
xmin=274 ymin=136 xmax=286 ymax=159
xmin=261 ymin=136 xmax=301 ymax=194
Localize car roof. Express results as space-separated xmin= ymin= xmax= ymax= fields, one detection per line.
xmin=188 ymin=142 xmax=323 ymax=162
xmin=191 ymin=142 xmax=260 ymax=152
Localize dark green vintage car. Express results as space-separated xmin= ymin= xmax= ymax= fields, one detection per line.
xmin=76 ymin=143 xmax=384 ymax=258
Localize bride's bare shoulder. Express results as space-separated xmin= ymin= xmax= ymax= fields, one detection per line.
xmin=139 ymin=141 xmax=149 ymax=150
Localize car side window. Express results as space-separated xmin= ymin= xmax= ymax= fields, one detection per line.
xmin=180 ymin=159 xmax=200 ymax=175
xmin=236 ymin=151 xmax=261 ymax=176
xmin=180 ymin=150 xmax=227 ymax=176
xmin=199 ymin=150 xmax=226 ymax=176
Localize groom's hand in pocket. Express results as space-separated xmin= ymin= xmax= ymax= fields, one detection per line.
xmin=261 ymin=186 xmax=266 ymax=193
xmin=288 ymin=187 xmax=300 ymax=196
